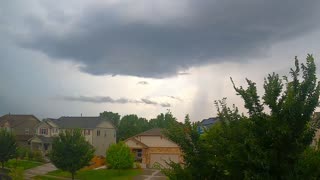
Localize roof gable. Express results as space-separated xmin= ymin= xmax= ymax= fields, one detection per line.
xmin=0 ymin=114 xmax=40 ymax=128
xmin=125 ymin=128 xmax=179 ymax=148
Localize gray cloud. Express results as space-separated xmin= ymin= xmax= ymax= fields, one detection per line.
xmin=178 ymin=72 xmax=191 ymax=76
xmin=137 ymin=81 xmax=149 ymax=85
xmin=14 ymin=0 xmax=320 ymax=78
xmin=166 ymin=96 xmax=183 ymax=102
xmin=62 ymin=96 xmax=171 ymax=107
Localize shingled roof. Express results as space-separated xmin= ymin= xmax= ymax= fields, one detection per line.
xmin=50 ymin=116 xmax=105 ymax=129
xmin=201 ymin=117 xmax=219 ymax=128
xmin=0 ymin=114 xmax=40 ymax=128
xmin=135 ymin=128 xmax=164 ymax=136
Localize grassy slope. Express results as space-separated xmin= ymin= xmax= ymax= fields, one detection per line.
xmin=44 ymin=169 xmax=142 ymax=180
xmin=5 ymin=159 xmax=43 ymax=170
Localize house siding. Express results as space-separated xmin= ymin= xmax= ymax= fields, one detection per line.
xmin=37 ymin=123 xmax=52 ymax=137
xmin=145 ymin=147 xmax=182 ymax=167
xmin=92 ymin=127 xmax=116 ymax=156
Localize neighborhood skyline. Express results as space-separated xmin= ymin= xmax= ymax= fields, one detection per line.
xmin=1 ymin=0 xmax=320 ymax=122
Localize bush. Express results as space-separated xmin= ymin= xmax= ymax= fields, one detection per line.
xmin=16 ymin=148 xmax=29 ymax=160
xmin=161 ymin=161 xmax=192 ymax=180
xmin=32 ymin=151 xmax=44 ymax=162
xmin=106 ymin=142 xmax=134 ymax=169
xmin=9 ymin=167 xmax=24 ymax=180
xmin=27 ymin=151 xmax=33 ymax=160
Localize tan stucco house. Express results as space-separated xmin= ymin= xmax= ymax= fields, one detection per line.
xmin=124 ymin=128 xmax=183 ymax=168
xmin=29 ymin=116 xmax=116 ymax=156
xmin=0 ymin=114 xmax=41 ymax=147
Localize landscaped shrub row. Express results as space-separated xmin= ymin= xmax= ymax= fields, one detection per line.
xmin=16 ymin=148 xmax=44 ymax=162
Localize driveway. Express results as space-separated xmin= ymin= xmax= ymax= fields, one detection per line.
xmin=24 ymin=163 xmax=57 ymax=179
xmin=134 ymin=169 xmax=167 ymax=180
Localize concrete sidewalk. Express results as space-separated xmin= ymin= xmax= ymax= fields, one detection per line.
xmin=24 ymin=163 xmax=57 ymax=179
xmin=133 ymin=169 xmax=167 ymax=180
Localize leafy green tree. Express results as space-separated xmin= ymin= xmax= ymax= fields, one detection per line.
xmin=49 ymin=129 xmax=94 ymax=180
xmin=164 ymin=55 xmax=320 ymax=179
xmin=100 ymin=111 xmax=121 ymax=129
xmin=0 ymin=129 xmax=17 ymax=168
xmin=118 ymin=115 xmax=149 ymax=141
xmin=106 ymin=142 xmax=134 ymax=169
xmin=228 ymin=55 xmax=320 ymax=179
xmin=149 ymin=111 xmax=177 ymax=129
xmin=163 ymin=114 xmax=205 ymax=179
xmin=294 ymin=141 xmax=320 ymax=179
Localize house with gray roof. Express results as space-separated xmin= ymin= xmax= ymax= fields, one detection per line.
xmin=29 ymin=116 xmax=116 ymax=156
xmin=0 ymin=114 xmax=41 ymax=147
xmin=198 ymin=117 xmax=219 ymax=134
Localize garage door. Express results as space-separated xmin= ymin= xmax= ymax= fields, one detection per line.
xmin=149 ymin=154 xmax=179 ymax=168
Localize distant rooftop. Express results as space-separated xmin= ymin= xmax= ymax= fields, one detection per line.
xmin=135 ymin=128 xmax=164 ymax=136
xmin=201 ymin=117 xmax=219 ymax=128
xmin=50 ymin=116 xmax=106 ymax=129
xmin=0 ymin=114 xmax=40 ymax=127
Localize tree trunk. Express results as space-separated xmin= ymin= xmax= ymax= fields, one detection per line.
xmin=1 ymin=161 xmax=4 ymax=169
xmin=72 ymin=172 xmax=75 ymax=180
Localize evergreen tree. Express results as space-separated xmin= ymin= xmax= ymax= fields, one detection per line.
xmin=0 ymin=129 xmax=17 ymax=168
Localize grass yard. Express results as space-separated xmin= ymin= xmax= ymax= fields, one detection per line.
xmin=42 ymin=169 xmax=142 ymax=180
xmin=5 ymin=159 xmax=43 ymax=170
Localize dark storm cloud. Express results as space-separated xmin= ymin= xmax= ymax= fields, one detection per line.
xmin=62 ymin=96 xmax=171 ymax=107
xmin=18 ymin=0 xmax=320 ymax=78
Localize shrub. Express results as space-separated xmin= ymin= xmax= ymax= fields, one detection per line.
xmin=16 ymin=147 xmax=31 ymax=160
xmin=32 ymin=151 xmax=44 ymax=162
xmin=27 ymin=151 xmax=34 ymax=160
xmin=106 ymin=142 xmax=134 ymax=169
xmin=9 ymin=167 xmax=24 ymax=180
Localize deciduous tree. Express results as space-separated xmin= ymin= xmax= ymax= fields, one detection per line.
xmin=164 ymin=55 xmax=320 ymax=179
xmin=49 ymin=129 xmax=94 ymax=180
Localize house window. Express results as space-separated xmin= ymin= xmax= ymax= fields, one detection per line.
xmin=133 ymin=149 xmax=142 ymax=162
xmin=25 ymin=128 xmax=29 ymax=135
xmin=97 ymin=130 xmax=100 ymax=136
xmin=40 ymin=128 xmax=48 ymax=135
xmin=84 ymin=129 xmax=90 ymax=136
xmin=104 ymin=131 xmax=107 ymax=137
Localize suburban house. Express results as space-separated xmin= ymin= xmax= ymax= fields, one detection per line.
xmin=0 ymin=114 xmax=41 ymax=147
xmin=124 ymin=128 xmax=183 ymax=168
xmin=29 ymin=116 xmax=116 ymax=156
xmin=313 ymin=112 xmax=320 ymax=145
xmin=198 ymin=117 xmax=219 ymax=134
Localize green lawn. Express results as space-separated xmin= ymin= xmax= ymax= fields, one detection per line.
xmin=43 ymin=169 xmax=142 ymax=180
xmin=5 ymin=159 xmax=43 ymax=170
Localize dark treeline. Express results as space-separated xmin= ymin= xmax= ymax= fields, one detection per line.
xmin=99 ymin=110 xmax=179 ymax=141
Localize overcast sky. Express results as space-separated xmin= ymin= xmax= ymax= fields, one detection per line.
xmin=0 ymin=0 xmax=320 ymax=121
